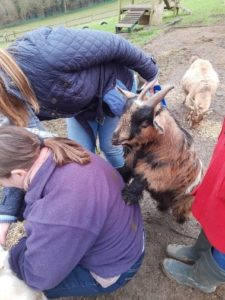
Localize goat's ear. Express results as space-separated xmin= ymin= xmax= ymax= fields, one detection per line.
xmin=153 ymin=115 xmax=165 ymax=134
xmin=189 ymin=55 xmax=199 ymax=64
xmin=116 ymin=87 xmax=136 ymax=100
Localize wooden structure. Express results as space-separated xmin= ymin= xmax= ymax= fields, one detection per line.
xmin=115 ymin=0 xmax=189 ymax=33
xmin=116 ymin=0 xmax=164 ymax=33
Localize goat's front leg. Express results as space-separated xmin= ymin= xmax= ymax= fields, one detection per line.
xmin=172 ymin=193 xmax=194 ymax=224
xmin=122 ymin=175 xmax=147 ymax=205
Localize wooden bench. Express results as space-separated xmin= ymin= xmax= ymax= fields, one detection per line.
xmin=116 ymin=1 xmax=164 ymax=33
xmin=116 ymin=7 xmax=148 ymax=33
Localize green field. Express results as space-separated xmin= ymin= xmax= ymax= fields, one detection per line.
xmin=0 ymin=0 xmax=224 ymax=48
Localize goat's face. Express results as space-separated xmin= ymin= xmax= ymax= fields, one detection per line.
xmin=112 ymin=100 xmax=155 ymax=146
xmin=187 ymin=91 xmax=212 ymax=127
xmin=112 ymin=84 xmax=174 ymax=147
xmin=187 ymin=110 xmax=204 ymax=128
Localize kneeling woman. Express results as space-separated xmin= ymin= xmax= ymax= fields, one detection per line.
xmin=0 ymin=126 xmax=144 ymax=298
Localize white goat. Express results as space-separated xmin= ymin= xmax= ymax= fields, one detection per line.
xmin=0 ymin=246 xmax=47 ymax=300
xmin=181 ymin=56 xmax=219 ymax=127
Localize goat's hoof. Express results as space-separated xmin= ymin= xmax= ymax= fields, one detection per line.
xmin=122 ymin=189 xmax=138 ymax=205
xmin=176 ymin=214 xmax=186 ymax=224
xmin=173 ymin=208 xmax=189 ymax=224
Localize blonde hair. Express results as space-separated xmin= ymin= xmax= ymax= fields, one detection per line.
xmin=0 ymin=49 xmax=39 ymax=126
xmin=0 ymin=126 xmax=91 ymax=178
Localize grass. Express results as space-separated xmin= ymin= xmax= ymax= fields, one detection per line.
xmin=0 ymin=0 xmax=224 ymax=48
xmin=0 ymin=0 xmax=117 ymax=33
xmin=128 ymin=0 xmax=225 ymax=45
xmin=177 ymin=0 xmax=225 ymax=25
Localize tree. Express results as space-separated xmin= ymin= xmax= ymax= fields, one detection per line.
xmin=63 ymin=0 xmax=67 ymax=13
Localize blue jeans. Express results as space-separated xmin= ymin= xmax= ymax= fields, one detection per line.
xmin=44 ymin=252 xmax=144 ymax=298
xmin=67 ymin=115 xmax=124 ymax=168
xmin=66 ymin=78 xmax=137 ymax=169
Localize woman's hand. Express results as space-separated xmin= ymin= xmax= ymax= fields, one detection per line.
xmin=0 ymin=223 xmax=10 ymax=245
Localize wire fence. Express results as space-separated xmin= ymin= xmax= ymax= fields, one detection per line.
xmin=0 ymin=8 xmax=118 ymax=44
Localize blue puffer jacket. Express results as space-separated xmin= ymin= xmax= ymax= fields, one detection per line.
xmin=6 ymin=26 xmax=158 ymax=121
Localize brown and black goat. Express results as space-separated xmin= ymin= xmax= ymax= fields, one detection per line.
xmin=112 ymin=83 xmax=203 ymax=223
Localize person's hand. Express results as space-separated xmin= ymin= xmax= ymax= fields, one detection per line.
xmin=0 ymin=223 xmax=10 ymax=245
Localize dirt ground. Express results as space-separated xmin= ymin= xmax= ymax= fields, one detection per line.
xmin=5 ymin=23 xmax=225 ymax=300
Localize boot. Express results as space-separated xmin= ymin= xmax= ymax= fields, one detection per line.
xmin=162 ymin=248 xmax=225 ymax=293
xmin=166 ymin=230 xmax=210 ymax=264
xmin=116 ymin=166 xmax=131 ymax=183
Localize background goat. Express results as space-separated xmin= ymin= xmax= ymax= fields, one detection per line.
xmin=112 ymin=83 xmax=202 ymax=223
xmin=181 ymin=56 xmax=219 ymax=127
xmin=0 ymin=246 xmax=47 ymax=300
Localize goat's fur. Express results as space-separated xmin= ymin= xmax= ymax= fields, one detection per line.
xmin=0 ymin=246 xmax=47 ymax=300
xmin=112 ymin=84 xmax=202 ymax=223
xmin=181 ymin=56 xmax=219 ymax=127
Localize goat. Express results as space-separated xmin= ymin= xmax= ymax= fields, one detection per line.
xmin=181 ymin=56 xmax=219 ymax=128
xmin=0 ymin=246 xmax=47 ymax=300
xmin=112 ymin=83 xmax=203 ymax=223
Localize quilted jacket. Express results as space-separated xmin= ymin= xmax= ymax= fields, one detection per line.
xmin=6 ymin=26 xmax=158 ymax=121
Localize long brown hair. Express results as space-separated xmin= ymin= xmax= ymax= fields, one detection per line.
xmin=0 ymin=49 xmax=39 ymax=126
xmin=0 ymin=126 xmax=91 ymax=178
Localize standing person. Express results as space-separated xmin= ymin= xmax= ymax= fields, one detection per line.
xmin=162 ymin=118 xmax=225 ymax=293
xmin=0 ymin=26 xmax=158 ymax=237
xmin=0 ymin=125 xmax=144 ymax=298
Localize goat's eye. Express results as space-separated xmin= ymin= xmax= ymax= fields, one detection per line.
xmin=141 ymin=120 xmax=149 ymax=128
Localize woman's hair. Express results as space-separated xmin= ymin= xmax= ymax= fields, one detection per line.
xmin=0 ymin=126 xmax=91 ymax=178
xmin=0 ymin=49 xmax=39 ymax=126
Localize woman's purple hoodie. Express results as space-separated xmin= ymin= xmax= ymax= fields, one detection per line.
xmin=9 ymin=152 xmax=144 ymax=290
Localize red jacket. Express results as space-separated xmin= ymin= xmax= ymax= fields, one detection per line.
xmin=192 ymin=119 xmax=225 ymax=253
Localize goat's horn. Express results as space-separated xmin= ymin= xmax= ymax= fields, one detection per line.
xmin=137 ymin=78 xmax=158 ymax=100
xmin=146 ymin=85 xmax=174 ymax=107
xmin=117 ymin=86 xmax=136 ymax=100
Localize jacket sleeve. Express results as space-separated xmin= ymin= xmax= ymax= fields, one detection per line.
xmin=0 ymin=188 xmax=25 ymax=223
xmin=9 ymin=223 xmax=97 ymax=290
xmin=44 ymin=27 xmax=159 ymax=81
